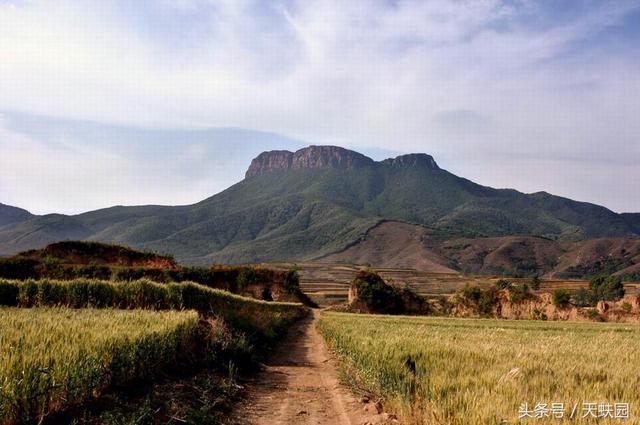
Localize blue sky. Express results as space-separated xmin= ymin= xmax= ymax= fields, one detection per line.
xmin=1 ymin=0 xmax=639 ymax=214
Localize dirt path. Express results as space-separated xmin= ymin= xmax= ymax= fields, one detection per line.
xmin=228 ymin=310 xmax=388 ymax=425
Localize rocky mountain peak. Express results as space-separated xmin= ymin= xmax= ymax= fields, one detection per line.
xmin=246 ymin=145 xmax=375 ymax=177
xmin=381 ymin=153 xmax=439 ymax=169
xmin=245 ymin=150 xmax=294 ymax=178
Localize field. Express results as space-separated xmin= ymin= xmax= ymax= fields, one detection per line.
xmin=0 ymin=278 xmax=308 ymax=423
xmin=0 ymin=307 xmax=199 ymax=423
xmin=319 ymin=312 xmax=640 ymax=424
xmin=280 ymin=262 xmax=640 ymax=306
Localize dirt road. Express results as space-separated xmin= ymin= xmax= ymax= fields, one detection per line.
xmin=229 ymin=310 xmax=388 ymax=425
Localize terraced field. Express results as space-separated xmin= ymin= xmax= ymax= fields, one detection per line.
xmin=268 ymin=262 xmax=640 ymax=307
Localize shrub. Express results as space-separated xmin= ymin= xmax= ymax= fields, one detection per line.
xmin=573 ymin=287 xmax=595 ymax=307
xmin=75 ymin=263 xmax=112 ymax=280
xmin=283 ymin=268 xmax=301 ymax=294
xmin=352 ymin=270 xmax=403 ymax=314
xmin=460 ymin=285 xmax=498 ymax=317
xmin=509 ymin=284 xmax=530 ymax=303
xmin=531 ymin=275 xmax=541 ymax=291
xmin=114 ymin=267 xmax=146 ymax=281
xmin=621 ymin=302 xmax=632 ymax=313
xmin=495 ymin=279 xmax=512 ymax=290
xmin=552 ymin=289 xmax=571 ymax=308
xmin=532 ymin=308 xmax=547 ymax=321
xmin=0 ymin=281 xmax=19 ymax=306
xmin=589 ymin=275 xmax=625 ymax=301
xmin=237 ymin=267 xmax=260 ymax=291
xmin=585 ymin=308 xmax=603 ymax=321
xmin=0 ymin=258 xmax=39 ymax=280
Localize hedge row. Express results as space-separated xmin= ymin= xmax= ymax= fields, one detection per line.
xmin=0 ymin=278 xmax=307 ymax=340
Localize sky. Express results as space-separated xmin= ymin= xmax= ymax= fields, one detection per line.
xmin=1 ymin=0 xmax=639 ymax=215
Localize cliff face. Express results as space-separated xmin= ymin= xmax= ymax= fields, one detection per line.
xmin=245 ymin=150 xmax=294 ymax=177
xmin=382 ymin=153 xmax=439 ymax=169
xmin=292 ymin=145 xmax=374 ymax=170
xmin=245 ymin=145 xmax=439 ymax=177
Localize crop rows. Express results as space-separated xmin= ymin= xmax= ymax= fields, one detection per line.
xmin=319 ymin=312 xmax=640 ymax=424
xmin=0 ymin=308 xmax=199 ymax=424
xmin=0 ymin=278 xmax=306 ymax=338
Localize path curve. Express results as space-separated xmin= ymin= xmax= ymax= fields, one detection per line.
xmin=228 ymin=310 xmax=389 ymax=425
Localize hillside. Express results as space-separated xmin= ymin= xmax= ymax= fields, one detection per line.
xmin=0 ymin=203 xmax=33 ymax=227
xmin=17 ymin=240 xmax=177 ymax=268
xmin=1 ymin=146 xmax=638 ymax=278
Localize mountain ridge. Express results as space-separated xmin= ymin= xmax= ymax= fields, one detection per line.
xmin=245 ymin=145 xmax=439 ymax=177
xmin=1 ymin=145 xmax=638 ymax=278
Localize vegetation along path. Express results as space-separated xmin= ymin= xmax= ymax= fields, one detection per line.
xmin=229 ymin=310 xmax=388 ymax=425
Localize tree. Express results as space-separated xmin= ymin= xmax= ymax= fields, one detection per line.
xmin=573 ymin=287 xmax=595 ymax=307
xmin=531 ymin=275 xmax=541 ymax=291
xmin=352 ymin=270 xmax=403 ymax=314
xmin=552 ymin=289 xmax=571 ymax=308
xmin=589 ymin=275 xmax=625 ymax=301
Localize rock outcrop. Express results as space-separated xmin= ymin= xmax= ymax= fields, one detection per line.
xmin=381 ymin=153 xmax=439 ymax=169
xmin=245 ymin=150 xmax=294 ymax=177
xmin=245 ymin=145 xmax=439 ymax=177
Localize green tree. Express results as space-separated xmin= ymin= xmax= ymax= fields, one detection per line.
xmin=552 ymin=289 xmax=571 ymax=308
xmin=589 ymin=275 xmax=625 ymax=301
xmin=573 ymin=287 xmax=595 ymax=307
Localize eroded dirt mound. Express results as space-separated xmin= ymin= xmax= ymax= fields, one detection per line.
xmin=17 ymin=241 xmax=177 ymax=268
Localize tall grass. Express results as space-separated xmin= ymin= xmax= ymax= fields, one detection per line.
xmin=0 ymin=278 xmax=307 ymax=341
xmin=0 ymin=308 xmax=198 ymax=424
xmin=319 ymin=312 xmax=640 ymax=424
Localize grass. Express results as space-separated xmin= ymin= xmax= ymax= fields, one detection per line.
xmin=0 ymin=307 xmax=199 ymax=424
xmin=0 ymin=278 xmax=307 ymax=342
xmin=0 ymin=278 xmax=308 ymax=422
xmin=319 ymin=312 xmax=640 ymax=424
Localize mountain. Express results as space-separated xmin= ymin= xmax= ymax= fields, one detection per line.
xmin=0 ymin=204 xmax=34 ymax=227
xmin=1 ymin=145 xmax=638 ymax=278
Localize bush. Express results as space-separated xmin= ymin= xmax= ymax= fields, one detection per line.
xmin=621 ymin=302 xmax=632 ymax=313
xmin=0 ymin=281 xmax=19 ymax=306
xmin=585 ymin=308 xmax=603 ymax=321
xmin=283 ymin=268 xmax=300 ymax=294
xmin=0 ymin=258 xmax=39 ymax=280
xmin=531 ymin=275 xmax=541 ymax=291
xmin=75 ymin=263 xmax=112 ymax=280
xmin=509 ymin=284 xmax=530 ymax=303
xmin=573 ymin=287 xmax=595 ymax=307
xmin=461 ymin=285 xmax=497 ymax=316
xmin=114 ymin=267 xmax=146 ymax=281
xmin=552 ymin=289 xmax=571 ymax=308
xmin=495 ymin=279 xmax=512 ymax=290
xmin=237 ymin=267 xmax=260 ymax=291
xmin=352 ymin=270 xmax=403 ymax=314
xmin=532 ymin=308 xmax=547 ymax=321
xmin=589 ymin=275 xmax=625 ymax=302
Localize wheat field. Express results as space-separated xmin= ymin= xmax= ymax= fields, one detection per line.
xmin=319 ymin=312 xmax=640 ymax=424
xmin=0 ymin=307 xmax=199 ymax=423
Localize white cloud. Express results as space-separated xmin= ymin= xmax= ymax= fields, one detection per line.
xmin=1 ymin=0 xmax=639 ymax=212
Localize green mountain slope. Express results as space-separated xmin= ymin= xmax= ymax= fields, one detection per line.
xmin=0 ymin=146 xmax=637 ymax=263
